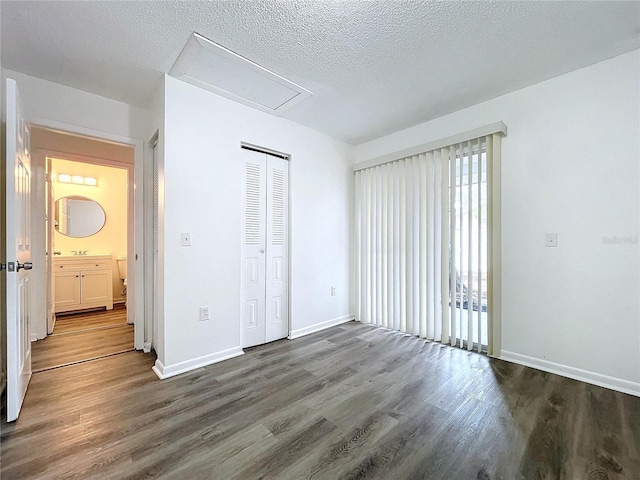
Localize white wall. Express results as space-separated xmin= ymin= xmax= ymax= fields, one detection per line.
xmin=355 ymin=50 xmax=640 ymax=394
xmin=2 ymin=70 xmax=149 ymax=141
xmin=158 ymin=76 xmax=354 ymax=374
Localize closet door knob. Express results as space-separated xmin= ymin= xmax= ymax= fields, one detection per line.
xmin=17 ymin=262 xmax=33 ymax=271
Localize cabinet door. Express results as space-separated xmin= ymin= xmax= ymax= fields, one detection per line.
xmin=54 ymin=271 xmax=81 ymax=310
xmin=81 ymin=270 xmax=111 ymax=304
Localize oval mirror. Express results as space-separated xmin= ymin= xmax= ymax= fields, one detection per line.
xmin=55 ymin=195 xmax=106 ymax=238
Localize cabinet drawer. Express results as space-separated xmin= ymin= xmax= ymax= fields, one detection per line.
xmin=56 ymin=261 xmax=109 ymax=270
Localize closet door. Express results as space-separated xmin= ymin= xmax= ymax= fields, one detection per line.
xmin=241 ymin=149 xmax=289 ymax=348
xmin=265 ymin=157 xmax=288 ymax=342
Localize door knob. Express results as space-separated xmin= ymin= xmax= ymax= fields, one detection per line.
xmin=17 ymin=262 xmax=33 ymax=271
xmin=54 ymin=251 xmax=61 ymax=255
xmin=260 ymin=249 xmax=265 ymax=254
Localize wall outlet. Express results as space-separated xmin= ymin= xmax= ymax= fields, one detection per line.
xmin=331 ymin=286 xmax=336 ymax=296
xmin=199 ymin=306 xmax=210 ymax=321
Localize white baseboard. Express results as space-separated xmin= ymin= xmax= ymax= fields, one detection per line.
xmin=289 ymin=314 xmax=355 ymax=340
xmin=500 ymin=350 xmax=640 ymax=397
xmin=152 ymin=346 xmax=244 ymax=380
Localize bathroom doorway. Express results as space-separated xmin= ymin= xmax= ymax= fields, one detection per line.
xmin=31 ymin=127 xmax=136 ymax=370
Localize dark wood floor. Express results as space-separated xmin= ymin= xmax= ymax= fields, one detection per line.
xmin=2 ymin=322 xmax=639 ymax=479
xmin=31 ymin=306 xmax=133 ymax=372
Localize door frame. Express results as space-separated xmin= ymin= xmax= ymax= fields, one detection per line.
xmin=239 ymin=143 xmax=291 ymax=349
xmin=36 ymin=148 xmax=133 ymax=332
xmin=29 ymin=119 xmax=145 ymax=350
xmin=143 ymin=130 xmax=160 ymax=354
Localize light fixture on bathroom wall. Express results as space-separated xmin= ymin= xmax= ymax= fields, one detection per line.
xmin=56 ymin=173 xmax=98 ymax=186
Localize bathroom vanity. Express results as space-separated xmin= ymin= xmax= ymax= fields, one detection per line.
xmin=54 ymin=255 xmax=113 ymax=313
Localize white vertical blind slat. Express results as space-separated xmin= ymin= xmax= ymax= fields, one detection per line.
xmin=405 ymin=157 xmax=415 ymax=334
xmin=433 ymin=150 xmax=442 ymax=342
xmin=440 ymin=147 xmax=451 ymax=344
xmin=477 ymin=140 xmax=484 ymax=353
xmin=399 ymin=160 xmax=407 ymax=332
xmin=365 ymin=169 xmax=372 ymax=324
xmin=381 ymin=165 xmax=389 ymax=328
xmin=374 ymin=167 xmax=382 ymax=326
xmin=387 ymin=164 xmax=394 ymax=329
xmin=458 ymin=143 xmax=464 ymax=348
xmin=392 ymin=162 xmax=401 ymax=331
xmin=412 ymin=156 xmax=421 ymax=335
xmin=419 ymin=154 xmax=428 ymax=338
xmin=425 ymin=152 xmax=435 ymax=339
xmin=449 ymin=146 xmax=457 ymax=346
xmin=355 ymin=171 xmax=362 ymax=321
xmin=467 ymin=140 xmax=473 ymax=351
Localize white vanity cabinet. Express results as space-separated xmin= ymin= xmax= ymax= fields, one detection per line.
xmin=54 ymin=255 xmax=113 ymax=313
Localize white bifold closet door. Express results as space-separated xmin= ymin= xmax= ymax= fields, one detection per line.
xmin=241 ymin=149 xmax=289 ymax=348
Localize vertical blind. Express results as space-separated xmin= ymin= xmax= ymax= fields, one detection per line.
xmin=355 ymin=132 xmax=502 ymax=354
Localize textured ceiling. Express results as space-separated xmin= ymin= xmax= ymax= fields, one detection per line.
xmin=1 ymin=1 xmax=639 ymax=144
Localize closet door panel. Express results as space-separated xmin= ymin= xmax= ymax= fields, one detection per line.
xmin=265 ymin=157 xmax=289 ymax=342
xmin=241 ymin=153 xmax=267 ymax=348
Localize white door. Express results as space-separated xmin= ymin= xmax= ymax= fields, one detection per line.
xmin=5 ymin=78 xmax=33 ymax=422
xmin=265 ymin=159 xmax=288 ymax=342
xmin=241 ymin=149 xmax=289 ymax=348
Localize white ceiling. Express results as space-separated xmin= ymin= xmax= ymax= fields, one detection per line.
xmin=1 ymin=1 xmax=639 ymax=145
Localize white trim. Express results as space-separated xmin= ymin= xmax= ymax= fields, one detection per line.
xmin=289 ymin=314 xmax=355 ymax=340
xmin=500 ymin=350 xmax=640 ymax=397
xmin=353 ymin=121 xmax=508 ymax=172
xmin=152 ymin=346 xmax=244 ymax=380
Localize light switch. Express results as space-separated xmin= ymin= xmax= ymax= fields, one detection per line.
xmin=545 ymin=233 xmax=558 ymax=247
xmin=181 ymin=232 xmax=191 ymax=246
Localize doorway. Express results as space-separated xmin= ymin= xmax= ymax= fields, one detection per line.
xmin=30 ymin=127 xmax=136 ymax=370
xmin=240 ymin=146 xmax=290 ymax=348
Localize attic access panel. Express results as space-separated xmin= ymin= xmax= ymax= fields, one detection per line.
xmin=170 ymin=33 xmax=312 ymax=115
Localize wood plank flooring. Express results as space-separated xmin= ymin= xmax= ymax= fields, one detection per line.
xmin=2 ymin=322 xmax=638 ymax=479
xmin=31 ymin=307 xmax=133 ymax=372
xmin=53 ymin=307 xmax=128 ymax=334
